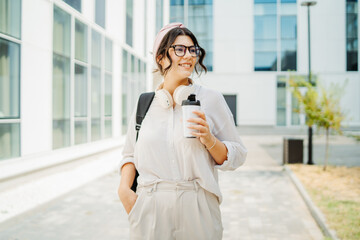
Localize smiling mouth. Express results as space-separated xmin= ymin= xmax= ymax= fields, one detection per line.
xmin=179 ymin=63 xmax=192 ymax=68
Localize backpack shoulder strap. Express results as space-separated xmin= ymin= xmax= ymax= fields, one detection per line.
xmin=135 ymin=92 xmax=155 ymax=141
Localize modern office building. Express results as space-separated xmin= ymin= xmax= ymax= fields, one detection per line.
xmin=0 ymin=0 xmax=359 ymax=174
xmin=0 ymin=0 xmax=157 ymax=176
xmin=174 ymin=0 xmax=359 ymax=128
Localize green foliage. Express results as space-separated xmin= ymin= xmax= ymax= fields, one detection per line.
xmin=288 ymin=74 xmax=347 ymax=170
xmin=288 ymin=75 xmax=346 ymax=135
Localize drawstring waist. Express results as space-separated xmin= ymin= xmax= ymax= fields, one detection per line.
xmin=137 ymin=180 xmax=199 ymax=193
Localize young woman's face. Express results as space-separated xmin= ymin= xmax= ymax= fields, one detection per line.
xmin=160 ymin=35 xmax=197 ymax=79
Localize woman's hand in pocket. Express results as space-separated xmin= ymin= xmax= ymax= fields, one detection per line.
xmin=118 ymin=187 xmax=138 ymax=215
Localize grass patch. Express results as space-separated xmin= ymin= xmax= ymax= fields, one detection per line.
xmin=289 ymin=164 xmax=360 ymax=240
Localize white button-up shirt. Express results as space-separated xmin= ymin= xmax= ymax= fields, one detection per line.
xmin=119 ymin=84 xmax=247 ymax=203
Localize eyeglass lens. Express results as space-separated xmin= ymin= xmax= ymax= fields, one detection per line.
xmin=173 ymin=45 xmax=199 ymax=57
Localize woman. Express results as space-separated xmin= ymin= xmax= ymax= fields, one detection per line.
xmin=118 ymin=22 xmax=247 ymax=240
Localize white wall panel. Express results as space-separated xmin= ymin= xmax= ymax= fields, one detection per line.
xmin=21 ymin=0 xmax=53 ymax=155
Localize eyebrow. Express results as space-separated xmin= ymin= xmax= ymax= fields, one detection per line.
xmin=172 ymin=44 xmax=196 ymax=47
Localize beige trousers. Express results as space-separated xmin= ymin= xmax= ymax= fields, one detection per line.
xmin=128 ymin=180 xmax=223 ymax=240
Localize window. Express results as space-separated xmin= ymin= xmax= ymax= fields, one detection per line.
xmin=121 ymin=49 xmax=147 ymax=134
xmin=254 ymin=0 xmax=297 ymax=71
xmin=53 ymin=5 xmax=114 ymax=148
xmin=0 ymin=0 xmax=21 ymax=39
xmin=75 ymin=20 xmax=88 ymax=62
xmin=122 ymin=50 xmax=128 ymax=134
xmin=91 ymin=30 xmax=101 ymax=141
xmin=280 ymin=14 xmax=297 ymax=70
xmin=104 ymin=38 xmax=113 ymax=138
xmin=156 ymin=0 xmax=164 ymax=34
xmin=95 ymin=0 xmax=106 ymax=28
xmin=74 ymin=19 xmax=88 ymax=145
xmin=0 ymin=39 xmax=20 ymax=119
xmin=254 ymin=0 xmax=277 ymax=71
xmin=126 ymin=0 xmax=133 ymax=46
xmin=53 ymin=6 xmax=71 ymax=149
xmin=74 ymin=65 xmax=87 ymax=144
xmin=170 ymin=0 xmax=213 ymax=71
xmin=63 ymin=0 xmax=81 ymax=12
xmin=276 ymin=81 xmax=286 ymax=126
xmin=346 ymin=0 xmax=358 ymax=71
xmin=170 ymin=0 xmax=184 ymax=24
xmin=277 ymin=76 xmax=300 ymax=126
xmin=0 ymin=38 xmax=21 ymax=160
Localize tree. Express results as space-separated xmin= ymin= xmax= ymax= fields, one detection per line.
xmin=289 ymin=75 xmax=346 ymax=171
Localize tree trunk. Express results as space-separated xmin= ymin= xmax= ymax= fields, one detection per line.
xmin=323 ymin=128 xmax=329 ymax=171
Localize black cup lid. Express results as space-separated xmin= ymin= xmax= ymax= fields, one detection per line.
xmin=182 ymin=94 xmax=201 ymax=106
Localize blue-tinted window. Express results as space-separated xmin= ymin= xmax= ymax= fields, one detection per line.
xmin=255 ymin=0 xmax=276 ymax=3
xmin=280 ymin=15 xmax=296 ymax=70
xmin=126 ymin=0 xmax=133 ymax=46
xmin=0 ymin=0 xmax=21 ymax=39
xmin=254 ymin=0 xmax=297 ymax=71
xmin=254 ymin=16 xmax=277 ymax=39
xmin=255 ymin=40 xmax=277 ymax=51
xmin=63 ymin=0 xmax=81 ymax=12
xmin=171 ymin=0 xmax=184 ymax=5
xmin=0 ymin=38 xmax=20 ymax=119
xmin=171 ymin=1 xmax=213 ymax=71
xmin=95 ymin=0 xmax=106 ymax=28
xmin=170 ymin=4 xmax=184 ymax=23
xmin=254 ymin=3 xmax=277 ymax=71
xmin=346 ymin=0 xmax=358 ymax=71
xmin=156 ymin=0 xmax=163 ymax=34
xmin=189 ymin=0 xmax=213 ymax=5
xmin=255 ymin=52 xmax=277 ymax=71
xmin=281 ymin=16 xmax=296 ymax=39
xmin=254 ymin=4 xmax=277 ymax=15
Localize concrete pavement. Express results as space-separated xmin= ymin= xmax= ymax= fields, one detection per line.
xmin=0 ymin=130 xmax=330 ymax=240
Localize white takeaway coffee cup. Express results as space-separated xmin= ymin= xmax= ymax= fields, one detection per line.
xmin=182 ymin=94 xmax=201 ymax=138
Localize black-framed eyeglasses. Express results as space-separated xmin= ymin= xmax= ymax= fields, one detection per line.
xmin=170 ymin=45 xmax=200 ymax=57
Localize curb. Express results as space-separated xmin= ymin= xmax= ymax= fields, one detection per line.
xmin=284 ymin=165 xmax=339 ymax=240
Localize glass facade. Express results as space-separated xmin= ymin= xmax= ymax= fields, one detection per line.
xmin=276 ymin=77 xmax=300 ymax=126
xmin=254 ymin=0 xmax=277 ymax=71
xmin=0 ymin=39 xmax=20 ymax=119
xmin=156 ymin=0 xmax=164 ymax=34
xmin=75 ymin=20 xmax=87 ymax=62
xmin=0 ymin=0 xmax=21 ymax=160
xmin=53 ymin=6 xmax=71 ymax=149
xmin=254 ymin=0 xmax=297 ymax=71
xmin=53 ymin=4 xmax=114 ymax=148
xmin=95 ymin=0 xmax=106 ymax=28
xmin=0 ymin=123 xmax=20 ymax=160
xmin=276 ymin=81 xmax=286 ymax=126
xmin=91 ymin=67 xmax=101 ymax=141
xmin=122 ymin=49 xmax=147 ymax=134
xmin=170 ymin=0 xmax=184 ymax=24
xmin=346 ymin=0 xmax=358 ymax=71
xmin=122 ymin=50 xmax=128 ymax=134
xmin=126 ymin=0 xmax=133 ymax=46
xmin=0 ymin=0 xmax=21 ymax=39
xmin=63 ymin=0 xmax=81 ymax=12
xmin=170 ymin=0 xmax=213 ymax=71
xmin=104 ymin=38 xmax=113 ymax=138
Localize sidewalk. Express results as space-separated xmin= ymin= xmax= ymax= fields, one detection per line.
xmin=0 ymin=131 xmax=330 ymax=239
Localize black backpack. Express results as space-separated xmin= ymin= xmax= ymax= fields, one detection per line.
xmin=131 ymin=92 xmax=155 ymax=192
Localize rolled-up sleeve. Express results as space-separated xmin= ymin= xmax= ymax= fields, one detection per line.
xmin=118 ymin=109 xmax=137 ymax=175
xmin=207 ymin=91 xmax=247 ymax=171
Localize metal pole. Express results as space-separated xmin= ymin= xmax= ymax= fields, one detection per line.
xmin=307 ymin=5 xmax=314 ymax=165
